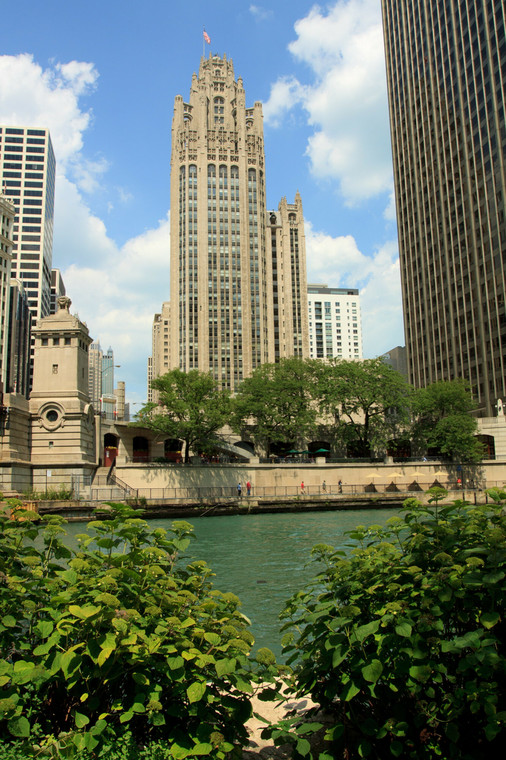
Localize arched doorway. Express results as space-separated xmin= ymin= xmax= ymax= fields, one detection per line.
xmin=104 ymin=433 xmax=119 ymax=467
xmin=133 ymin=436 xmax=149 ymax=463
xmin=476 ymin=434 xmax=495 ymax=459
xmin=164 ymin=438 xmax=183 ymax=462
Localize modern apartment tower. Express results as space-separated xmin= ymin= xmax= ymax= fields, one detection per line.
xmin=307 ymin=285 xmax=363 ymax=361
xmin=0 ymin=127 xmax=55 ymax=322
xmin=169 ymin=54 xmax=308 ymax=392
xmin=382 ymin=0 xmax=506 ymax=416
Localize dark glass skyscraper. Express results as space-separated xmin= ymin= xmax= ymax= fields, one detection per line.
xmin=382 ymin=0 xmax=506 ymax=415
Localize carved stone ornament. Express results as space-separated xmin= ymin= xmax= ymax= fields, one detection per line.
xmin=57 ymin=295 xmax=72 ymax=312
xmin=38 ymin=403 xmax=65 ymax=431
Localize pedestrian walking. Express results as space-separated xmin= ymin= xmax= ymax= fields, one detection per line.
xmin=322 ymin=480 xmax=327 ymax=492
xmin=246 ymin=481 xmax=251 ymax=496
xmin=338 ymin=479 xmax=343 ymax=493
xmin=237 ymin=482 xmax=242 ymax=497
xmin=301 ymin=481 xmax=305 ymax=495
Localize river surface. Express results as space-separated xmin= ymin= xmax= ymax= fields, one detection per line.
xmin=66 ymin=508 xmax=398 ymax=661
xmin=151 ymin=508 xmax=398 ymax=660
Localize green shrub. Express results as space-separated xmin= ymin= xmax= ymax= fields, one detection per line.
xmin=272 ymin=492 xmax=506 ymax=759
xmin=22 ymin=484 xmax=74 ymax=501
xmin=0 ymin=503 xmax=277 ymax=758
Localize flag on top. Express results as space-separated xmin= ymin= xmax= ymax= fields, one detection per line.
xmin=203 ymin=30 xmax=211 ymax=44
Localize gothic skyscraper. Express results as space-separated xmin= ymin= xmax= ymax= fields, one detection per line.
xmin=168 ymin=54 xmax=308 ymax=392
xmin=382 ymin=0 xmax=506 ymax=415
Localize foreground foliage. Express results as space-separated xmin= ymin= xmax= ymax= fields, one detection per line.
xmin=272 ymin=489 xmax=506 ymax=759
xmin=0 ymin=504 xmax=277 ymax=758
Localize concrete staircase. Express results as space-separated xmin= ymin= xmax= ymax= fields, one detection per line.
xmin=88 ymin=466 xmax=130 ymax=502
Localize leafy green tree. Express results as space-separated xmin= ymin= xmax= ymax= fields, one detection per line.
xmin=136 ymin=369 xmax=232 ymax=463
xmin=232 ymin=358 xmax=318 ymax=454
xmin=412 ymin=378 xmax=483 ymax=461
xmin=271 ymin=493 xmax=506 ymax=759
xmin=315 ymin=358 xmax=413 ymax=457
xmin=0 ymin=504 xmax=278 ymax=758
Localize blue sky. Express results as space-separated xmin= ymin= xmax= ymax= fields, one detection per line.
xmin=0 ymin=0 xmax=404 ymax=404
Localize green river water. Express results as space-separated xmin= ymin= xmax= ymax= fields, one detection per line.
xmin=158 ymin=508 xmax=397 ymax=660
xmin=68 ymin=507 xmax=398 ymax=661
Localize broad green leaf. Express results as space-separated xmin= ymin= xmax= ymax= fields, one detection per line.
xmin=296 ymin=738 xmax=311 ymax=756
xmin=68 ymin=605 xmax=101 ymax=620
xmin=204 ymin=632 xmax=221 ymax=645
xmin=13 ymin=660 xmax=35 ymax=674
xmin=481 ymin=611 xmax=500 ymax=629
xmin=395 ymin=621 xmax=412 ymax=638
xmin=354 ymin=620 xmax=380 ymax=642
xmin=2 ymin=616 xmax=16 ymax=628
xmin=8 ymin=716 xmax=30 ymax=737
xmin=95 ymin=592 xmax=121 ymax=607
xmin=409 ymin=664 xmax=431 ymax=682
xmin=36 ymin=620 xmax=54 ymax=638
xmin=215 ymin=658 xmax=237 ymax=677
xmin=83 ymin=732 xmax=99 ymax=751
xmin=167 ymin=656 xmax=184 ymax=671
xmin=362 ymin=660 xmax=383 ymax=683
xmin=97 ymin=647 xmax=115 ymax=666
xmin=74 ymin=711 xmax=90 ymax=728
xmin=234 ymin=676 xmax=254 ymax=694
xmin=192 ymin=742 xmax=213 ymax=755
xmin=332 ymin=647 xmax=348 ymax=668
xmin=57 ymin=569 xmax=78 ymax=584
xmin=343 ymin=681 xmax=360 ymax=701
xmin=60 ymin=650 xmax=82 ymax=678
xmin=187 ymin=681 xmax=206 ymax=703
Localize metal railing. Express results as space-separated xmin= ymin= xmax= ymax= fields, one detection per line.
xmin=84 ymin=479 xmax=496 ymax=504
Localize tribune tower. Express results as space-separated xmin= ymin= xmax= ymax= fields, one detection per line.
xmin=169 ymin=54 xmax=308 ymax=393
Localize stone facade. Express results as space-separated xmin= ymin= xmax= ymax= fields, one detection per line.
xmin=168 ymin=54 xmax=309 ymax=393
xmin=29 ymin=296 xmax=95 ymax=468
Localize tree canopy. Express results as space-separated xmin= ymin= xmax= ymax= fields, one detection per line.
xmin=232 ymin=357 xmax=318 ymax=454
xmin=136 ymin=369 xmax=232 ymax=463
xmin=139 ymin=363 xmax=484 ymax=464
xmin=412 ymin=378 xmax=483 ymax=462
xmin=314 ymin=358 xmax=413 ymax=457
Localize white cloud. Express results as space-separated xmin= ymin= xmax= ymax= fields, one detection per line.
xmin=0 ymin=54 xmax=98 ymax=175
xmin=0 ymin=54 xmax=168 ymax=402
xmin=305 ymin=223 xmax=403 ymax=356
xmin=264 ymin=0 xmax=393 ymax=206
xmin=61 ymin=210 xmax=171 ymax=403
xmin=249 ymin=5 xmax=274 ymax=21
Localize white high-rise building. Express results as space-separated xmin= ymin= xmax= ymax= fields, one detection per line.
xmin=307 ymin=285 xmax=363 ymax=361
xmin=0 ymin=127 xmax=55 ymax=322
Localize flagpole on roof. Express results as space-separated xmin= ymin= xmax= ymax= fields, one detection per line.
xmin=203 ymin=27 xmax=211 ymax=57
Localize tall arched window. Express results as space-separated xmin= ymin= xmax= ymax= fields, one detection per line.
xmin=214 ymin=97 xmax=225 ymax=124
